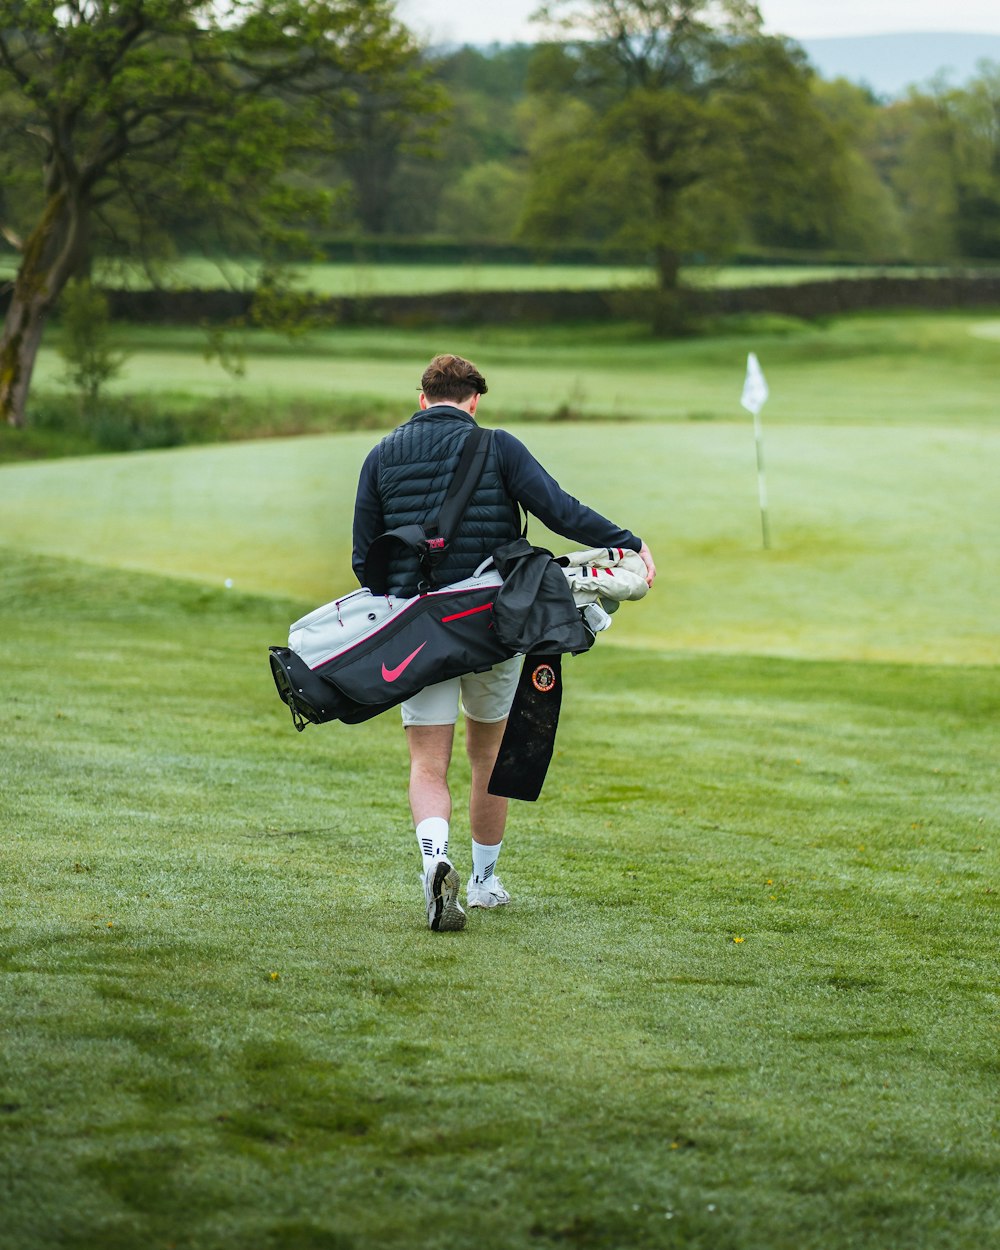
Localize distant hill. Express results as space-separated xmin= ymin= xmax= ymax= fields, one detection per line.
xmin=799 ymin=32 xmax=1000 ymax=98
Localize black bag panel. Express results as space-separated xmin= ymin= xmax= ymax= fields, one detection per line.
xmin=313 ymin=583 xmax=511 ymax=707
xmin=269 ymin=647 xmax=398 ymax=730
xmin=491 ymin=538 xmax=594 ymax=655
xmin=363 ymin=523 xmax=429 ymax=597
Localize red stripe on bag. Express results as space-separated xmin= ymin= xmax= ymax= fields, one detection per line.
xmin=440 ymin=603 xmax=493 ymax=623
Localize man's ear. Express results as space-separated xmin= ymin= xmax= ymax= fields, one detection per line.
xmin=418 ymin=392 xmax=429 ymax=410
xmin=469 ymin=393 xmax=479 ymax=415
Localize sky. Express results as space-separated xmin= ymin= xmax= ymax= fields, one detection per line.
xmin=396 ymin=0 xmax=1000 ymax=47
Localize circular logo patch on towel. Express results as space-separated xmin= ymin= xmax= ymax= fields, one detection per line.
xmin=531 ymin=663 xmax=557 ymax=693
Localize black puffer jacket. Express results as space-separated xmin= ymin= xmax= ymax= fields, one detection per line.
xmin=363 ymin=407 xmax=518 ymax=596
xmin=352 ymin=404 xmax=643 ymax=598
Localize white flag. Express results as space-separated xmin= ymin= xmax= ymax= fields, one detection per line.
xmin=740 ymin=352 xmax=769 ymax=416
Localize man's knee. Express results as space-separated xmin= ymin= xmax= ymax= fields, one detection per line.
xmin=465 ymin=717 xmax=506 ymax=771
xmin=407 ymin=724 xmax=455 ymax=778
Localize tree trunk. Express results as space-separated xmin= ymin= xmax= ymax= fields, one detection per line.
xmin=1 ymin=189 xmax=83 ymax=427
xmin=643 ymin=143 xmax=690 ymax=335
xmin=653 ymin=239 xmax=681 ymax=294
xmin=650 ymin=232 xmax=687 ymax=336
xmin=0 ymin=291 xmax=50 ymax=428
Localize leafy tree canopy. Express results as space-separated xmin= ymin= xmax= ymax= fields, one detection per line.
xmin=0 ymin=0 xmax=439 ymax=425
xmin=519 ymin=1 xmax=848 ymax=328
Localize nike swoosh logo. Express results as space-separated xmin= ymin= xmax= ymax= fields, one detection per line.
xmin=381 ymin=642 xmax=427 ymax=682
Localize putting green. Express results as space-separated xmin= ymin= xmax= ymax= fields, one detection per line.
xmin=2 ymin=421 xmax=996 ymax=665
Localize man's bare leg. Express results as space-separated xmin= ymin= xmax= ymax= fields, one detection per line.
xmin=406 ymin=724 xmax=454 ymax=825
xmin=466 ymin=717 xmax=508 ymax=845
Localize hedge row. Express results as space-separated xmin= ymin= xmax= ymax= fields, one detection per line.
xmin=6 ymin=274 xmax=1000 ymax=327
xmin=309 ymin=238 xmax=649 ymax=265
xmin=700 ymin=275 xmax=1000 ymax=318
xmin=111 ymin=275 xmax=1000 ymax=325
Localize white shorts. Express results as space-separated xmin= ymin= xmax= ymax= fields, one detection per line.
xmin=401 ymin=654 xmax=522 ymax=727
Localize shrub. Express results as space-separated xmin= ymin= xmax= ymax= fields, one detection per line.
xmin=56 ymin=279 xmax=129 ymax=413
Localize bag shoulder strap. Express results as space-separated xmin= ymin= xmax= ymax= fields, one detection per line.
xmin=429 ymin=425 xmax=492 ymax=540
xmin=363 ymin=426 xmax=493 ymax=594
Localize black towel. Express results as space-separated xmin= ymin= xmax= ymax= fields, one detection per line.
xmin=488 ymin=653 xmax=563 ymax=801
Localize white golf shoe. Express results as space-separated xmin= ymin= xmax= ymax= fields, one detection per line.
xmin=466 ymin=875 xmax=511 ymax=909
xmin=422 ymin=856 xmax=466 ymax=932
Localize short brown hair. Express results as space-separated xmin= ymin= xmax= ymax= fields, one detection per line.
xmin=420 ymin=354 xmax=488 ymax=402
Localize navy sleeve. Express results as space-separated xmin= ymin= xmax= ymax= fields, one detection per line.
xmin=494 ymin=429 xmax=642 ymax=552
xmin=352 ymin=445 xmax=383 ymax=585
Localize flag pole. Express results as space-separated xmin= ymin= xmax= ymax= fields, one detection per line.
xmin=740 ymin=352 xmax=771 ymax=550
xmin=752 ymin=409 xmax=771 ymax=550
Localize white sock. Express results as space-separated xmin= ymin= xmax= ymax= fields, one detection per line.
xmin=471 ymin=838 xmax=502 ymax=884
xmin=416 ymin=817 xmax=449 ymax=870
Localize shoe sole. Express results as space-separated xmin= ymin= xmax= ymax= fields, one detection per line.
xmin=428 ymin=861 xmax=466 ymax=932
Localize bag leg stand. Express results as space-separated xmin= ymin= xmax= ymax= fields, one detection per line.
xmin=488 ymin=654 xmax=563 ymax=802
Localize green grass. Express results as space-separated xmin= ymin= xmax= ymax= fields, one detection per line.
xmin=6 ymin=311 xmax=1000 ymax=465
xmin=0 ymin=418 xmax=997 ymax=663
xmin=0 ymin=549 xmax=996 ymax=1250
xmin=0 ymin=256 xmax=958 ymax=297
xmin=1 ymin=308 xmax=997 ymax=1246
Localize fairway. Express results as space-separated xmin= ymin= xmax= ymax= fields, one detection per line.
xmin=22 ymin=312 xmax=1000 ymax=431
xmin=1 ymin=553 xmax=996 ymax=1250
xmin=1 ymin=309 xmax=998 ymax=1249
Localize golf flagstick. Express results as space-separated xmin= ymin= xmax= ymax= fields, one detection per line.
xmin=741 ymin=351 xmax=771 ymax=550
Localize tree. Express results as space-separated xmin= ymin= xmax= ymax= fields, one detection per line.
xmin=0 ymin=0 xmax=437 ymax=427
xmin=810 ymin=79 xmax=905 ymax=260
xmin=524 ymin=1 xmax=848 ymax=327
xmin=882 ymin=90 xmax=963 ymax=260
xmin=57 ymin=278 xmax=128 ymax=413
xmin=368 ymin=43 xmax=535 ymax=239
xmin=323 ymin=26 xmax=447 ymax=236
xmin=437 ymin=161 xmax=529 ymax=242
xmin=935 ymin=64 xmax=1000 ymax=259
xmin=517 ymin=82 xmax=628 ymax=246
xmin=871 ymin=66 xmax=1000 ymax=263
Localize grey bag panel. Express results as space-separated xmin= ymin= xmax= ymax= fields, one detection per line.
xmin=288 ymin=587 xmax=402 ymax=669
xmin=288 ymin=570 xmax=502 ymax=670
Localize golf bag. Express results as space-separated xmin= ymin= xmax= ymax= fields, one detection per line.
xmin=271 ymin=424 xmax=514 ymax=730
xmin=269 ymin=566 xmax=512 ymax=730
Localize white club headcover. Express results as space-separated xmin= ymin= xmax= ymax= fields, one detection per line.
xmin=558 ymin=546 xmax=649 ymax=605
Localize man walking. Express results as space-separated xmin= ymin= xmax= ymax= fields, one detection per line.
xmin=352 ymin=354 xmax=655 ymax=931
